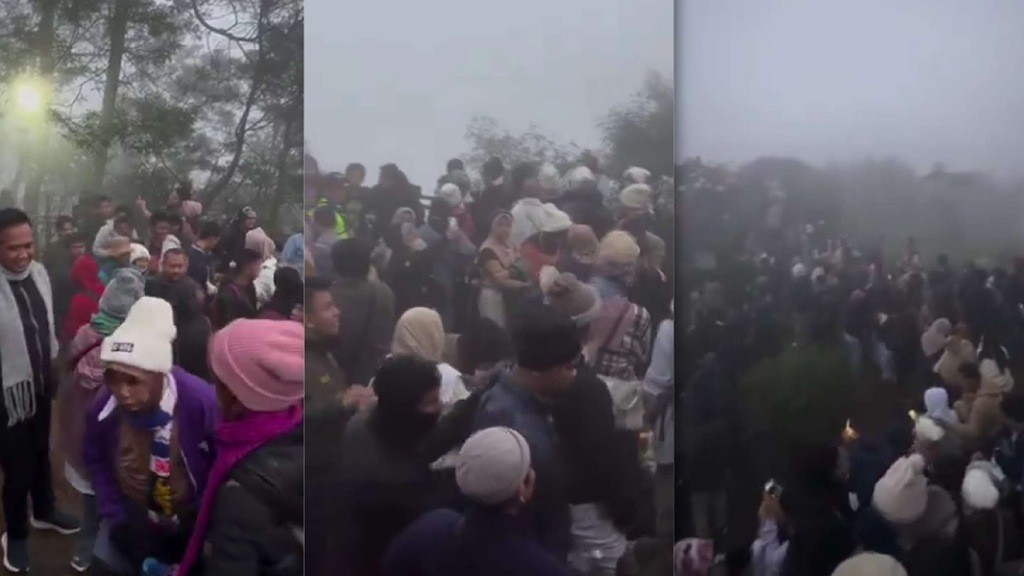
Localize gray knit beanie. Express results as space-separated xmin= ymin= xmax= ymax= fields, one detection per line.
xmin=98 ymin=268 xmax=145 ymax=320
xmin=456 ymin=427 xmax=532 ymax=505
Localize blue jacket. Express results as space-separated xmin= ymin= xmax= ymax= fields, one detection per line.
xmin=472 ymin=373 xmax=571 ymax=562
xmin=382 ymin=508 xmax=574 ymax=576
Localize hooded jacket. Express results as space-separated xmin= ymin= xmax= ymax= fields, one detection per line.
xmin=64 ymin=254 xmax=106 ymax=341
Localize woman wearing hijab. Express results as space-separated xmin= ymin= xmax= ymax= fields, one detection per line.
xmin=392 ymin=307 xmax=470 ymax=411
xmin=924 ymin=387 xmax=959 ymax=424
xmin=477 ymin=211 xmax=529 ymax=328
xmin=259 ymin=266 xmax=303 ymax=321
xmin=83 ymin=297 xmax=217 ymax=575
xmin=559 ymin=225 xmax=599 ymax=283
xmin=175 ymin=320 xmax=303 ymax=576
xmin=385 ymin=221 xmax=442 ymax=316
xmin=339 ymin=355 xmax=445 ymax=576
xmin=59 ymin=269 xmax=145 ymax=573
xmin=245 ymin=227 xmax=278 ymax=308
xmin=64 ymin=253 xmax=107 ymax=342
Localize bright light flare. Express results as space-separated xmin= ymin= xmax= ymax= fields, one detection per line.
xmin=15 ymin=84 xmax=42 ymax=113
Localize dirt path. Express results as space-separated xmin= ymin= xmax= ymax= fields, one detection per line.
xmin=0 ymin=407 xmax=81 ymax=575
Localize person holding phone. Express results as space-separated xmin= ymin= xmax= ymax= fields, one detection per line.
xmin=751 ymin=480 xmax=789 ymax=576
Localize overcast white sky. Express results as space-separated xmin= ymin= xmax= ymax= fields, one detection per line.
xmin=679 ymin=0 xmax=1024 ymax=178
xmin=306 ymin=0 xmax=672 ymax=190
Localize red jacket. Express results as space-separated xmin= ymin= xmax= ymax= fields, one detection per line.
xmin=64 ymin=255 xmax=105 ymax=342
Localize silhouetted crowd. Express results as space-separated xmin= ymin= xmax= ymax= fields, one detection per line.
xmin=304 ymin=152 xmax=675 ymax=576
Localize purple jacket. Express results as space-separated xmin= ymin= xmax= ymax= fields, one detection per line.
xmin=84 ymin=367 xmax=218 ymax=525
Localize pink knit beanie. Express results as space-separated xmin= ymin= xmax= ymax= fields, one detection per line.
xmin=210 ymin=319 xmax=304 ymax=412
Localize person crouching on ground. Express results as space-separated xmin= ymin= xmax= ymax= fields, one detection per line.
xmin=175 ymin=319 xmax=304 ymax=576
xmin=382 ymin=427 xmax=575 ymax=576
xmin=84 ymin=297 xmax=217 ymax=575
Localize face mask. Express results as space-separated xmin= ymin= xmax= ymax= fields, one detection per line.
xmin=411 ymin=238 xmax=427 ymax=251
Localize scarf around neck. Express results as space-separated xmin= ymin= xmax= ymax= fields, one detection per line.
xmin=176 ymin=405 xmax=303 ymax=575
xmin=112 ymin=374 xmax=178 ymax=525
xmin=0 ymin=262 xmax=57 ymax=426
xmin=90 ymin=311 xmax=122 ymax=336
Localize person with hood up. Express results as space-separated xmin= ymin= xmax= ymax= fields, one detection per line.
xmin=558 ymin=224 xmax=599 ymax=283
xmin=84 ymin=297 xmax=217 ymax=575
xmin=64 ymin=252 xmax=107 ymax=342
xmin=557 ymin=166 xmax=614 ymax=240
xmin=517 ymin=204 xmax=572 ymax=284
xmin=211 ymin=248 xmax=261 ymax=329
xmin=130 ymin=243 xmax=151 ymax=275
xmin=477 ymin=211 xmax=529 ymax=328
xmin=59 ymin=268 xmax=145 ymax=573
xmin=923 ymin=387 xmax=959 ymax=425
xmin=508 ymin=162 xmax=548 ymax=248
xmin=372 ymin=163 xmax=424 ymax=238
xmin=215 ymin=206 xmax=258 ymax=268
xmin=245 ymin=227 xmax=278 ymax=307
xmin=259 ymin=266 xmax=302 ymax=321
xmin=437 ymin=182 xmax=476 ymax=242
xmin=174 ymin=320 xmax=304 ymax=576
xmin=338 ymin=355 xmax=446 ymax=576
xmin=587 ymin=231 xmax=652 ymax=385
xmin=392 ymin=307 xmax=470 ymax=412
xmin=382 ymin=427 xmax=575 ymax=576
xmin=871 ymin=453 xmax=959 ymax=553
xmin=418 ymin=198 xmax=476 ymax=329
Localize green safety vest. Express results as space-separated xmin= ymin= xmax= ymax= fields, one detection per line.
xmin=310 ymin=198 xmax=350 ymax=239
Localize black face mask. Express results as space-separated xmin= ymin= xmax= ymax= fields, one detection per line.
xmin=375 ymin=409 xmax=440 ymax=449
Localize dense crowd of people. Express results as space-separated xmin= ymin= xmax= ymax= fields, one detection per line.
xmin=303 ymin=152 xmax=675 ymax=576
xmin=0 ymin=182 xmax=303 ymax=575
xmin=677 ymin=224 xmax=1024 ymax=576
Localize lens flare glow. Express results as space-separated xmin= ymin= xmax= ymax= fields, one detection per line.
xmin=15 ymin=83 xmax=43 ymax=113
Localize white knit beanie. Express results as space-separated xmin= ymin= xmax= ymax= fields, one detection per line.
xmin=962 ymin=460 xmax=1003 ymax=512
xmin=161 ymin=234 xmax=182 ymax=255
xmin=538 ymin=164 xmax=562 ymax=192
xmin=565 ymin=166 xmax=596 ymax=190
xmin=539 ymin=204 xmax=572 ymax=233
xmin=831 ymin=553 xmax=907 ymax=576
xmin=130 ymin=242 xmax=150 ymax=264
xmin=437 ymin=183 xmax=463 ymax=207
xmin=872 ymin=453 xmax=928 ymax=525
xmin=619 ymin=184 xmax=653 ymax=210
xmin=100 ymin=296 xmax=177 ymax=374
xmin=622 ymin=166 xmax=652 ymax=184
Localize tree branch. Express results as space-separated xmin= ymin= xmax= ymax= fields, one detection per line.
xmin=189 ymin=0 xmax=258 ymax=44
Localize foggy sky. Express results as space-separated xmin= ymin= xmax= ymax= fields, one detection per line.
xmin=679 ymin=0 xmax=1024 ymax=178
xmin=306 ymin=0 xmax=672 ymax=190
